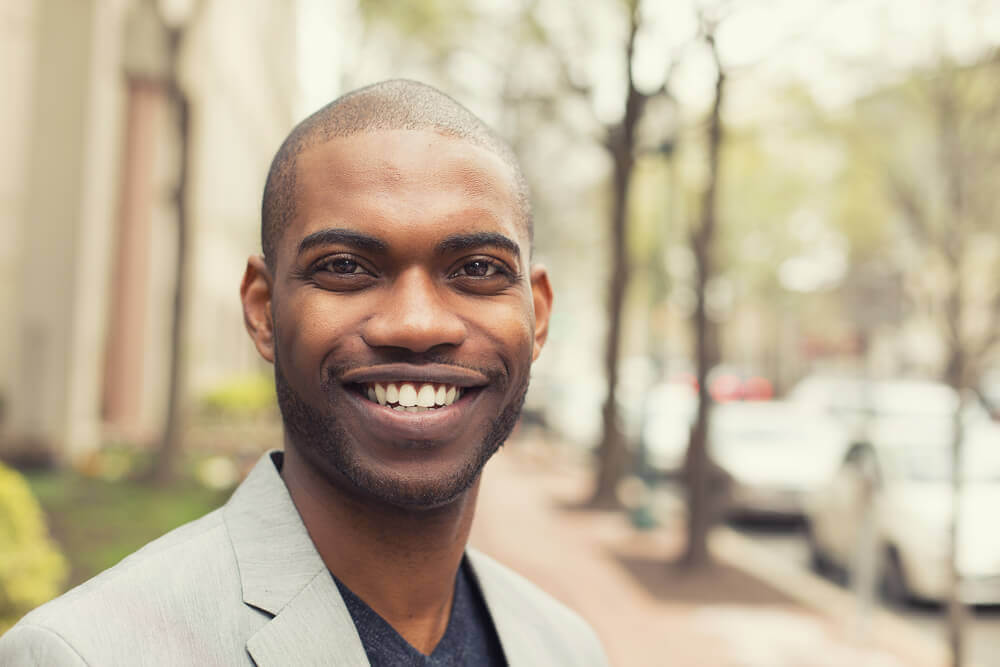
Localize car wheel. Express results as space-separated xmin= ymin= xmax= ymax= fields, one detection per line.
xmin=880 ymin=547 xmax=912 ymax=607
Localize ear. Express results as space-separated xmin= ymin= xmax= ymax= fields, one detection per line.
xmin=240 ymin=255 xmax=275 ymax=363
xmin=529 ymin=265 xmax=553 ymax=362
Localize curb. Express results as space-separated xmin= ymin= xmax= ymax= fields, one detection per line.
xmin=710 ymin=526 xmax=953 ymax=666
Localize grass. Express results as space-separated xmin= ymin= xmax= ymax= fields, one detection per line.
xmin=24 ymin=471 xmax=231 ymax=589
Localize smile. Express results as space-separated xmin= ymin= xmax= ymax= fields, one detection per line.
xmin=359 ymin=382 xmax=463 ymax=412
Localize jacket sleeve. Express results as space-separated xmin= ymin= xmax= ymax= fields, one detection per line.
xmin=0 ymin=624 xmax=89 ymax=666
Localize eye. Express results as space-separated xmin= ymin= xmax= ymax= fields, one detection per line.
xmin=458 ymin=260 xmax=498 ymax=278
xmin=319 ymin=257 xmax=367 ymax=275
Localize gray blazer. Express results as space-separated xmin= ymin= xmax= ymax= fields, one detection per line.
xmin=0 ymin=451 xmax=608 ymax=666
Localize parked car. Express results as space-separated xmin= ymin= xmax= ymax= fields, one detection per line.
xmin=708 ymin=401 xmax=849 ymax=519
xmin=789 ymin=375 xmax=990 ymax=442
xmin=806 ymin=420 xmax=1000 ymax=604
xmin=707 ymin=365 xmax=774 ymax=402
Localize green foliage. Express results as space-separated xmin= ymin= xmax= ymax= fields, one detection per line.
xmin=0 ymin=462 xmax=68 ymax=632
xmin=199 ymin=373 xmax=276 ymax=420
xmin=25 ymin=469 xmax=229 ymax=588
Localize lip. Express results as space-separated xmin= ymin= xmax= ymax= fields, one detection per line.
xmin=339 ymin=363 xmax=490 ymax=388
xmin=344 ymin=382 xmax=484 ymax=442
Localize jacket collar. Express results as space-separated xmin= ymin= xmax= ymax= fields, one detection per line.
xmin=466 ymin=549 xmax=553 ymax=666
xmin=223 ymin=451 xmax=367 ymax=666
xmin=223 ymin=451 xmax=537 ymax=666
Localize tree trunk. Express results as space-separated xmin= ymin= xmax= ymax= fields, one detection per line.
xmin=943 ymin=264 xmax=967 ymax=667
xmin=147 ymin=30 xmax=191 ymax=485
xmin=938 ymin=77 xmax=968 ymax=667
xmin=588 ymin=8 xmax=644 ymax=509
xmin=589 ymin=150 xmax=634 ymax=508
xmin=681 ymin=44 xmax=725 ymax=568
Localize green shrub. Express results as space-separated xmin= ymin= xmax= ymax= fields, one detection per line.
xmin=199 ymin=373 xmax=276 ymax=420
xmin=0 ymin=461 xmax=68 ymax=632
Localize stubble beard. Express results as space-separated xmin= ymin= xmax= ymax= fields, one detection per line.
xmin=272 ymin=350 xmax=529 ymax=510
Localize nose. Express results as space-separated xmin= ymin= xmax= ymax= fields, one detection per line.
xmin=361 ymin=268 xmax=468 ymax=354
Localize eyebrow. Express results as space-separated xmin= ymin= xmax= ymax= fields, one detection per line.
xmin=436 ymin=232 xmax=521 ymax=261
xmin=297 ymin=228 xmax=389 ymax=256
xmin=295 ymin=228 xmax=521 ymax=262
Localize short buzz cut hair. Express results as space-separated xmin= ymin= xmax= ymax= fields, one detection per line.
xmin=260 ymin=79 xmax=532 ymax=270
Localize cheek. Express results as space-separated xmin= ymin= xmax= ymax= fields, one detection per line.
xmin=468 ymin=301 xmax=535 ymax=366
xmin=276 ymin=294 xmax=363 ymax=381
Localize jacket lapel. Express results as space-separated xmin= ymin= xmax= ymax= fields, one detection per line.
xmin=245 ymin=570 xmax=368 ymax=667
xmin=223 ymin=452 xmax=368 ymax=667
xmin=466 ymin=549 xmax=546 ymax=666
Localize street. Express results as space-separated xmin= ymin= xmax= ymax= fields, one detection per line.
xmin=732 ymin=521 xmax=1000 ymax=667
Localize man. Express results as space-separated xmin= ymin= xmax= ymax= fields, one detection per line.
xmin=0 ymin=80 xmax=609 ymax=666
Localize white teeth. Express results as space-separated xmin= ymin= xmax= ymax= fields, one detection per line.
xmin=398 ymin=383 xmax=417 ymax=407
xmin=364 ymin=382 xmax=464 ymax=409
xmin=416 ymin=384 xmax=436 ymax=407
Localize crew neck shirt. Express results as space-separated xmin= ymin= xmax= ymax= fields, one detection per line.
xmin=331 ymin=557 xmax=507 ymax=666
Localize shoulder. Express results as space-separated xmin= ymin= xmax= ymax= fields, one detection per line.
xmin=467 ymin=549 xmax=609 ymax=666
xmin=0 ymin=508 xmax=256 ymax=665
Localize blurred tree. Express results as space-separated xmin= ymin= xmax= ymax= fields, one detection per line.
xmin=510 ymin=0 xmax=677 ymax=509
xmin=857 ymin=53 xmax=1000 ymax=667
xmin=584 ymin=0 xmax=671 ymax=509
xmin=680 ymin=12 xmax=728 ymax=567
xmin=140 ymin=0 xmax=209 ymax=485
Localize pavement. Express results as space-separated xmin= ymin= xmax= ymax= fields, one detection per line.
xmin=470 ymin=437 xmax=952 ymax=667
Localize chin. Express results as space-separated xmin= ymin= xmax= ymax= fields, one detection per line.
xmin=351 ymin=455 xmax=496 ymax=510
xmin=275 ymin=358 xmax=526 ymax=511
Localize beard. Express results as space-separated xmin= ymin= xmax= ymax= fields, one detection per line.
xmin=273 ymin=349 xmax=529 ymax=510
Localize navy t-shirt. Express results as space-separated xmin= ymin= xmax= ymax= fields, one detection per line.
xmin=332 ymin=558 xmax=506 ymax=666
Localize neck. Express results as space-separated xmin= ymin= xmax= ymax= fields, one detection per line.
xmin=279 ymin=444 xmax=478 ymax=655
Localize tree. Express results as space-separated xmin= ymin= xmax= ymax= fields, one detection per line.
xmin=869 ymin=54 xmax=1000 ymax=667
xmin=680 ymin=13 xmax=728 ymax=566
xmin=140 ymin=0 xmax=209 ymax=484
xmin=586 ymin=0 xmax=673 ymax=509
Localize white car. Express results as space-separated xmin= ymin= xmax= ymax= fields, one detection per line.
xmin=806 ymin=420 xmax=1000 ymax=604
xmin=708 ymin=401 xmax=849 ymax=518
xmin=790 ymin=375 xmax=989 ymax=436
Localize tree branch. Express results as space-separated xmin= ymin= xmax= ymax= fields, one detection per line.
xmin=888 ymin=174 xmax=938 ymax=247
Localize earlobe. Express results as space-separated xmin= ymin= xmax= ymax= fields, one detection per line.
xmin=240 ymin=255 xmax=276 ymax=363
xmin=529 ymin=265 xmax=553 ymax=362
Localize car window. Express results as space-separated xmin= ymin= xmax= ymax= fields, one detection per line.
xmin=896 ymin=442 xmax=1000 ymax=483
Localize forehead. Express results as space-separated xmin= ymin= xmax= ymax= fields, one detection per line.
xmin=286 ymin=129 xmax=524 ymax=255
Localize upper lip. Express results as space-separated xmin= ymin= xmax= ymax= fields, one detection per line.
xmin=339 ymin=363 xmax=490 ymax=388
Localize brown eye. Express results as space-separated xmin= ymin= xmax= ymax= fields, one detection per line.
xmin=328 ymin=258 xmax=361 ymax=274
xmin=461 ymin=260 xmax=496 ymax=277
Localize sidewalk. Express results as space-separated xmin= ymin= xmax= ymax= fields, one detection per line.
xmin=470 ymin=438 xmax=945 ymax=667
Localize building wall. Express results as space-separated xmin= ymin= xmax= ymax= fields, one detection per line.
xmin=184 ymin=0 xmax=299 ymax=393
xmin=0 ymin=0 xmax=300 ymax=461
xmin=0 ymin=0 xmax=40 ymax=409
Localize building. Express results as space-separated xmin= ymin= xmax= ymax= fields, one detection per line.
xmin=0 ymin=0 xmax=299 ymax=462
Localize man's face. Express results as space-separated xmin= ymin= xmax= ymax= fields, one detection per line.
xmin=242 ymin=129 xmax=552 ymax=509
